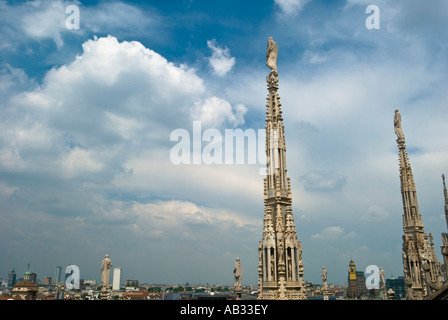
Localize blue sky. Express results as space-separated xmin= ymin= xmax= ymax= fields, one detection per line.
xmin=0 ymin=0 xmax=447 ymax=287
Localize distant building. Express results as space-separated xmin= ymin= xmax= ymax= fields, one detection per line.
xmin=11 ymin=281 xmax=38 ymax=300
xmin=112 ymin=267 xmax=122 ymax=291
xmin=43 ymin=277 xmax=52 ymax=285
xmin=83 ymin=279 xmax=96 ymax=286
xmin=347 ymin=260 xmax=358 ymax=298
xmin=29 ymin=273 xmax=37 ymax=283
xmin=347 ymin=260 xmax=367 ymax=299
xmin=8 ymin=269 xmax=16 ymax=287
xmin=125 ymin=279 xmax=139 ymax=289
xmin=23 ymin=263 xmax=32 ymax=282
xmin=54 ymin=266 xmax=62 ymax=284
xmin=386 ymin=276 xmax=406 ymax=300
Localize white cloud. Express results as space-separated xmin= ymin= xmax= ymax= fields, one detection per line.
xmin=0 ymin=35 xmax=210 ymax=185
xmin=131 ymin=199 xmax=259 ymax=238
xmin=0 ymin=35 xmax=252 ymax=251
xmin=21 ymin=1 xmax=72 ymax=49
xmin=60 ymin=147 xmax=103 ymax=179
xmin=192 ymin=96 xmax=247 ymax=128
xmin=274 ymin=0 xmax=310 ymax=16
xmin=300 ymin=171 xmax=346 ymax=192
xmin=207 ymin=39 xmax=236 ymax=76
xmin=310 ymin=226 xmax=356 ymax=241
xmin=302 ymin=50 xmax=327 ymax=64
xmin=1 ymin=1 xmax=156 ymax=50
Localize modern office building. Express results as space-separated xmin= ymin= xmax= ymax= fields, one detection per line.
xmin=54 ymin=266 xmax=62 ymax=284
xmin=8 ymin=269 xmax=17 ymax=287
xmin=386 ymin=276 xmax=406 ymax=300
xmin=112 ymin=267 xmax=122 ymax=291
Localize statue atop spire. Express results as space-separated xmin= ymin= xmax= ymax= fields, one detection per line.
xmin=394 ymin=109 xmax=405 ymax=144
xmin=266 ymin=37 xmax=278 ymax=74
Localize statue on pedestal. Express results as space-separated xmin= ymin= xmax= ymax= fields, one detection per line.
xmin=394 ymin=109 xmax=405 ymax=142
xmin=321 ymin=266 xmax=328 ymax=290
xmin=101 ymin=254 xmax=112 ymax=291
xmin=234 ymin=257 xmax=242 ymax=287
xmin=233 ymin=257 xmax=242 ymax=300
xmin=380 ymin=267 xmax=387 ymax=300
xmin=266 ymin=37 xmax=278 ymax=74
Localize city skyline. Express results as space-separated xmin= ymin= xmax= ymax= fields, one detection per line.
xmin=0 ymin=0 xmax=447 ymax=286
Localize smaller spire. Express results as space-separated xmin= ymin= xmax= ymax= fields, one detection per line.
xmin=443 ymin=174 xmax=448 ymax=229
xmin=25 ymin=263 xmax=30 ymax=274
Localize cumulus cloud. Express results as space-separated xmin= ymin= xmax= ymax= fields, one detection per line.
xmin=274 ymin=0 xmax=310 ymax=16
xmin=207 ymin=39 xmax=236 ymax=76
xmin=21 ymin=1 xmax=68 ymax=49
xmin=0 ymin=33 xmax=255 ymax=283
xmin=192 ymin=96 xmax=247 ymax=128
xmin=1 ymin=36 xmax=207 ymax=182
xmin=131 ymin=200 xmax=259 ymax=238
xmin=0 ymin=1 xmax=156 ymax=50
xmin=0 ymin=35 xmax=250 ymax=219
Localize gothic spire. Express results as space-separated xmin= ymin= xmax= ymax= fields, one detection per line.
xmin=258 ymin=37 xmax=305 ymax=300
xmin=394 ymin=109 xmax=445 ymax=299
xmin=443 ymin=174 xmax=448 ymax=229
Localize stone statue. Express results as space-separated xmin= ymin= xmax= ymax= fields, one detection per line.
xmin=321 ymin=266 xmax=328 ymax=289
xmin=101 ymin=254 xmax=113 ymax=290
xmin=233 ymin=257 xmax=242 ymax=287
xmin=380 ymin=267 xmax=385 ymax=286
xmin=394 ymin=109 xmax=405 ymax=141
xmin=266 ymin=37 xmax=278 ymax=73
xmin=297 ymin=240 xmax=302 ymax=263
xmin=442 ymin=233 xmax=448 ymax=246
xmin=278 ymin=241 xmax=284 ymax=263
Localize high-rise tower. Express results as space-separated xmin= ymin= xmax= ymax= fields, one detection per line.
xmin=394 ymin=109 xmax=445 ymax=299
xmin=257 ymin=37 xmax=306 ymax=300
xmin=112 ymin=267 xmax=122 ymax=291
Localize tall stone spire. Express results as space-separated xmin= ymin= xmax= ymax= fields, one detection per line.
xmin=394 ymin=109 xmax=445 ymax=299
xmin=257 ymin=37 xmax=306 ymax=300
xmin=443 ymin=174 xmax=448 ymax=230
xmin=441 ymin=174 xmax=448 ymax=282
